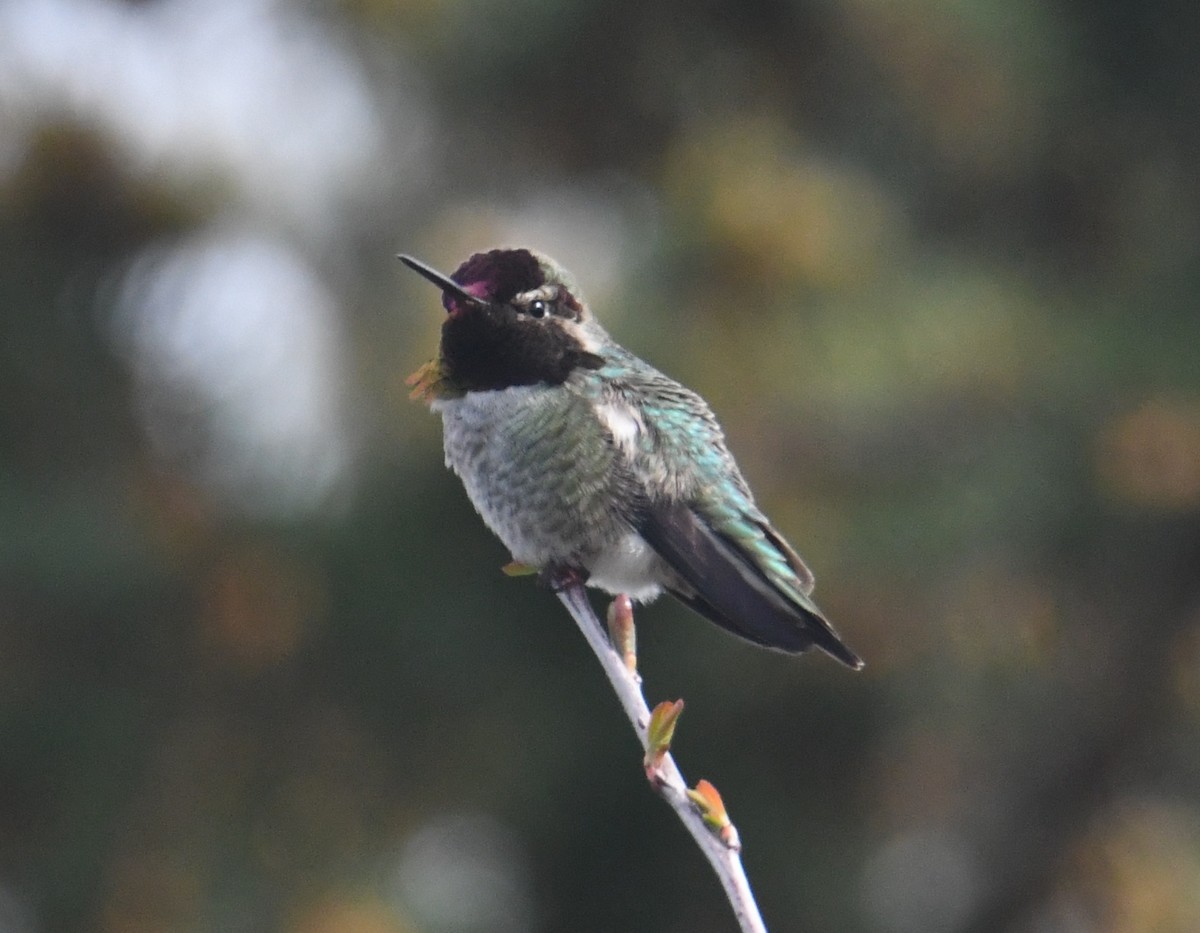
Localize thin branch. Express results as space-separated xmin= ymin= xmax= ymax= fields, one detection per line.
xmin=556 ymin=584 xmax=769 ymax=933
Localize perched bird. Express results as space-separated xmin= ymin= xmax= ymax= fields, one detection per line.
xmin=401 ymin=248 xmax=862 ymax=669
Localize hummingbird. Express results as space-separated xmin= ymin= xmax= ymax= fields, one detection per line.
xmin=401 ymin=248 xmax=862 ymax=669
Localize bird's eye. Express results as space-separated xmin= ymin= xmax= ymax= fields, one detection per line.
xmin=528 ymin=299 xmax=548 ymax=319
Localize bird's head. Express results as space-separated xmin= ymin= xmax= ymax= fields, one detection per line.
xmin=401 ymin=248 xmax=607 ymax=392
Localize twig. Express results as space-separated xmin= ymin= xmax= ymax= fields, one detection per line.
xmin=556 ymin=584 xmax=769 ymax=933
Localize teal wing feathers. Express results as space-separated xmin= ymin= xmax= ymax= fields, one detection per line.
xmin=591 ymin=350 xmax=862 ymax=667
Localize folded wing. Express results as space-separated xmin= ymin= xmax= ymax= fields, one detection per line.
xmin=637 ymin=501 xmax=863 ymax=668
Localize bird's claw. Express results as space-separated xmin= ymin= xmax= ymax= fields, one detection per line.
xmin=539 ymin=564 xmax=590 ymax=592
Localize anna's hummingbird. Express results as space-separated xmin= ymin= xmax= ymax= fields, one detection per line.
xmin=401 ymin=248 xmax=862 ymax=669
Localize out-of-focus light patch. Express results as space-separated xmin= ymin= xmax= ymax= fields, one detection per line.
xmin=420 ymin=178 xmax=661 ymax=321
xmin=113 ymin=226 xmax=355 ymax=517
xmin=388 ymin=811 xmax=533 ymax=933
xmin=288 ymin=893 xmax=413 ymax=933
xmin=1096 ymin=397 xmax=1200 ymax=511
xmin=894 ymin=271 xmax=1040 ymax=397
xmin=839 ymin=0 xmax=1057 ymax=180
xmin=861 ymin=827 xmax=980 ymax=933
xmin=662 ymin=116 xmax=901 ymax=288
xmin=784 ymin=265 xmax=1048 ymax=422
xmin=0 ymin=0 xmax=394 ymax=232
xmin=1061 ymin=796 xmax=1200 ymax=932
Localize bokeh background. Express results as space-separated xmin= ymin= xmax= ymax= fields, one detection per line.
xmin=2 ymin=0 xmax=1200 ymax=930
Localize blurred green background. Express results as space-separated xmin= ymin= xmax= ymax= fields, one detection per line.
xmin=2 ymin=0 xmax=1199 ymax=931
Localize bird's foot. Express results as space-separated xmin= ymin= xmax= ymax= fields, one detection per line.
xmin=539 ymin=563 xmax=590 ymax=592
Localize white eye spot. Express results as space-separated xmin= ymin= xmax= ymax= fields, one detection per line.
xmin=528 ymin=300 xmax=547 ymax=318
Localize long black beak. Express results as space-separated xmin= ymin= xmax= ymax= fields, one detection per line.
xmin=398 ymin=254 xmax=487 ymax=308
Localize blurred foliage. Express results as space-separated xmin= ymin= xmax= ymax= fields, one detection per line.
xmin=1 ymin=0 xmax=1199 ymax=931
